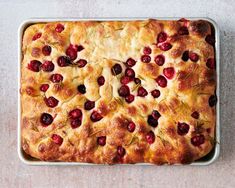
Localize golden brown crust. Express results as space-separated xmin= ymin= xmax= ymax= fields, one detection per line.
xmin=21 ymin=19 xmax=216 ymax=164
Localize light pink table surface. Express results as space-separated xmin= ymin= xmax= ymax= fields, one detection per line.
xmin=0 ymin=0 xmax=234 ymax=187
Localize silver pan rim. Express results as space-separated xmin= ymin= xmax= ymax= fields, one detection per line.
xmin=18 ymin=17 xmax=220 ymax=166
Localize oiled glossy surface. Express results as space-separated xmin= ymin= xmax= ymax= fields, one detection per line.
xmin=0 ymin=0 xmax=235 ymax=187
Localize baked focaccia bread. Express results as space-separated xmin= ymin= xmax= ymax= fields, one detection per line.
xmin=20 ymin=19 xmax=217 ymax=164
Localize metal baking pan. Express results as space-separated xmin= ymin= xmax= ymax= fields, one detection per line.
xmin=18 ymin=17 xmax=220 ymax=165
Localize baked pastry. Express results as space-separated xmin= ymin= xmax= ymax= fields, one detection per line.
xmin=20 ymin=19 xmax=217 ymax=164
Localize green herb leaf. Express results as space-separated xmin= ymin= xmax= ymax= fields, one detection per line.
xmin=114 ymin=97 xmax=124 ymax=105
xmin=125 ymin=135 xmax=138 ymax=146
xmin=89 ymin=129 xmax=104 ymax=137
xmin=131 ymin=83 xmax=141 ymax=92
xmin=138 ymin=75 xmax=146 ymax=81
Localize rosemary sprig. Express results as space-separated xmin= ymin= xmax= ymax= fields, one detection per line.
xmin=71 ymin=75 xmax=81 ymax=81
xmin=197 ymin=92 xmax=210 ymax=95
xmin=158 ymin=98 xmax=166 ymax=104
xmin=28 ymin=119 xmax=39 ymax=132
xmin=113 ymin=97 xmax=124 ymax=105
xmin=200 ymin=119 xmax=211 ymax=123
xmin=139 ymin=21 xmax=150 ymax=28
xmin=157 ymin=129 xmax=170 ymax=147
xmin=28 ymin=94 xmax=41 ymax=98
xmin=110 ymin=58 xmax=123 ymax=63
xmin=194 ymin=121 xmax=204 ymax=134
xmin=114 ymin=27 xmax=124 ymax=31
xmin=89 ymin=129 xmax=104 ymax=137
xmin=183 ymin=72 xmax=193 ymax=81
xmin=177 ymin=65 xmax=198 ymax=81
xmin=138 ymin=75 xmax=146 ymax=81
xmin=49 ymin=41 xmax=60 ymax=47
xmin=180 ymin=100 xmax=190 ymax=109
xmin=39 ymin=41 xmax=59 ymax=48
xmin=131 ymin=83 xmax=141 ymax=92
xmin=67 ymin=138 xmax=74 ymax=146
xmin=102 ymin=57 xmax=123 ymax=63
xmin=31 ymin=125 xmax=39 ymax=132
xmin=125 ymin=135 xmax=138 ymax=146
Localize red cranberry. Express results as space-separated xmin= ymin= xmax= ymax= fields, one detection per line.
xmin=178 ymin=26 xmax=189 ymax=35
xmin=157 ymin=32 xmax=167 ymax=43
xmin=151 ymin=89 xmax=160 ymax=98
xmin=32 ymin=32 xmax=42 ymax=41
xmin=68 ymin=44 xmax=79 ymax=50
xmin=76 ymin=59 xmax=87 ymax=68
xmin=126 ymin=58 xmax=136 ymax=67
xmin=152 ymin=110 xmax=161 ymax=120
xmin=55 ymin=24 xmax=64 ymax=33
xmin=25 ymin=87 xmax=35 ymax=96
xmin=147 ymin=115 xmax=158 ymax=127
xmin=57 ymin=56 xmax=71 ymax=67
xmin=163 ymin=67 xmax=175 ymax=79
xmin=137 ymin=87 xmax=148 ymax=97
xmin=205 ymin=35 xmax=215 ymax=46
xmin=51 ymin=134 xmax=63 ymax=145
xmin=143 ymin=47 xmax=152 ymax=55
xmin=189 ymin=52 xmax=199 ymax=62
xmin=127 ymin=122 xmax=135 ymax=132
xmin=191 ymin=111 xmax=199 ymax=119
xmin=125 ymin=94 xmax=135 ymax=103
xmin=42 ymin=45 xmax=52 ymax=56
xmin=70 ymin=118 xmax=81 ymax=129
xmin=156 ymin=75 xmax=167 ymax=88
xmin=159 ymin=43 xmax=172 ymax=51
xmin=154 ymin=55 xmax=165 ymax=66
xmin=84 ymin=100 xmax=95 ymax=110
xmin=50 ymin=74 xmax=63 ymax=83
xmin=90 ymin=111 xmax=103 ymax=122
xmin=118 ymin=85 xmax=130 ymax=97
xmin=112 ymin=64 xmax=122 ymax=75
xmin=206 ymin=128 xmax=211 ymax=133
xmin=177 ymin=122 xmax=190 ymax=135
xmin=28 ymin=60 xmax=42 ymax=72
xmin=77 ymin=84 xmax=86 ymax=94
xmin=76 ymin=45 xmax=84 ymax=52
xmin=44 ymin=96 xmax=59 ymax=108
xmin=125 ymin=68 xmax=135 ymax=78
xmin=209 ymin=95 xmax=217 ymax=107
xmin=40 ymin=113 xmax=53 ymax=126
xmin=146 ymin=131 xmax=155 ymax=144
xmin=179 ymin=18 xmax=189 ymax=27
xmin=191 ymin=134 xmax=205 ymax=146
xmin=97 ymin=136 xmax=106 ymax=146
xmin=134 ymin=78 xmax=141 ymax=84
xmin=25 ymin=86 xmax=36 ymax=96
xmin=97 ymin=76 xmax=105 ymax=86
xmin=66 ymin=46 xmax=77 ymax=60
xmin=182 ymin=51 xmax=189 ymax=61
xmin=40 ymin=84 xmax=49 ymax=92
xmin=120 ymin=76 xmax=133 ymax=85
xmin=117 ymin=146 xmax=126 ymax=157
xmin=69 ymin=109 xmax=82 ymax=119
xmin=206 ymin=58 xmax=215 ymax=69
xmin=141 ymin=55 xmax=151 ymax=63
xmin=41 ymin=61 xmax=54 ymax=72
xmin=26 ymin=87 xmax=35 ymax=95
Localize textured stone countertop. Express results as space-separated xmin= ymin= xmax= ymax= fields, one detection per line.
xmin=0 ymin=0 xmax=234 ymax=187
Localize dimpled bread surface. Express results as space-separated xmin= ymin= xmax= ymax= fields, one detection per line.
xmin=20 ymin=19 xmax=216 ymax=164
